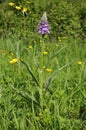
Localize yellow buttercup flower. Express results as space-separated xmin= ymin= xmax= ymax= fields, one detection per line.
xmin=78 ymin=61 xmax=82 ymax=65
xmin=15 ymin=6 xmax=21 ymax=10
xmin=46 ymin=68 xmax=52 ymax=73
xmin=10 ymin=58 xmax=18 ymax=64
xmin=29 ymin=45 xmax=32 ymax=49
xmin=8 ymin=2 xmax=15 ymax=6
xmin=43 ymin=51 xmax=48 ymax=55
xmin=22 ymin=8 xmax=28 ymax=13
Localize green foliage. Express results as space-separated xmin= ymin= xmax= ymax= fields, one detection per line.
xmin=0 ymin=0 xmax=86 ymax=39
xmin=79 ymin=6 xmax=86 ymax=38
xmin=47 ymin=1 xmax=81 ymax=38
xmin=0 ymin=36 xmax=86 ymax=129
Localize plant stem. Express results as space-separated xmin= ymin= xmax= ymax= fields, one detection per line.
xmin=39 ymin=37 xmax=45 ymax=109
xmin=16 ymin=40 xmax=20 ymax=74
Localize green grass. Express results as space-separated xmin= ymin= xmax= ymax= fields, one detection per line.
xmin=0 ymin=36 xmax=86 ymax=130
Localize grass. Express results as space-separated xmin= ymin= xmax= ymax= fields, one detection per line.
xmin=0 ymin=35 xmax=86 ymax=130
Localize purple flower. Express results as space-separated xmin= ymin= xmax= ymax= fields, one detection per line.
xmin=37 ymin=12 xmax=50 ymax=35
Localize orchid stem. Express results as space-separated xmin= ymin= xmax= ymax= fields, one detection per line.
xmin=39 ymin=37 xmax=45 ymax=109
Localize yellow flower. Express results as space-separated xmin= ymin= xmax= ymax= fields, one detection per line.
xmin=29 ymin=45 xmax=32 ymax=49
xmin=46 ymin=68 xmax=52 ymax=73
xmin=10 ymin=58 xmax=18 ymax=64
xmin=43 ymin=51 xmax=48 ymax=55
xmin=22 ymin=8 xmax=28 ymax=13
xmin=8 ymin=2 xmax=15 ymax=6
xmin=78 ymin=61 xmax=82 ymax=65
xmin=15 ymin=6 xmax=21 ymax=10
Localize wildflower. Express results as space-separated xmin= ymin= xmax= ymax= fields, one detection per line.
xmin=78 ymin=61 xmax=82 ymax=65
xmin=8 ymin=2 xmax=15 ymax=6
xmin=29 ymin=45 xmax=32 ymax=49
xmin=10 ymin=58 xmax=18 ymax=64
xmin=22 ymin=8 xmax=28 ymax=13
xmin=15 ymin=6 xmax=21 ymax=10
xmin=46 ymin=68 xmax=52 ymax=73
xmin=37 ymin=12 xmax=50 ymax=35
xmin=43 ymin=51 xmax=48 ymax=55
xmin=22 ymin=7 xmax=28 ymax=16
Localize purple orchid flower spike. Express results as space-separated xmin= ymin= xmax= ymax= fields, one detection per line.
xmin=37 ymin=12 xmax=50 ymax=35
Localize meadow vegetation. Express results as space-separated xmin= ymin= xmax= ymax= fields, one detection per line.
xmin=0 ymin=0 xmax=86 ymax=130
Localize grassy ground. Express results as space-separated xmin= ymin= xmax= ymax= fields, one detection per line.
xmin=0 ymin=36 xmax=86 ymax=130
